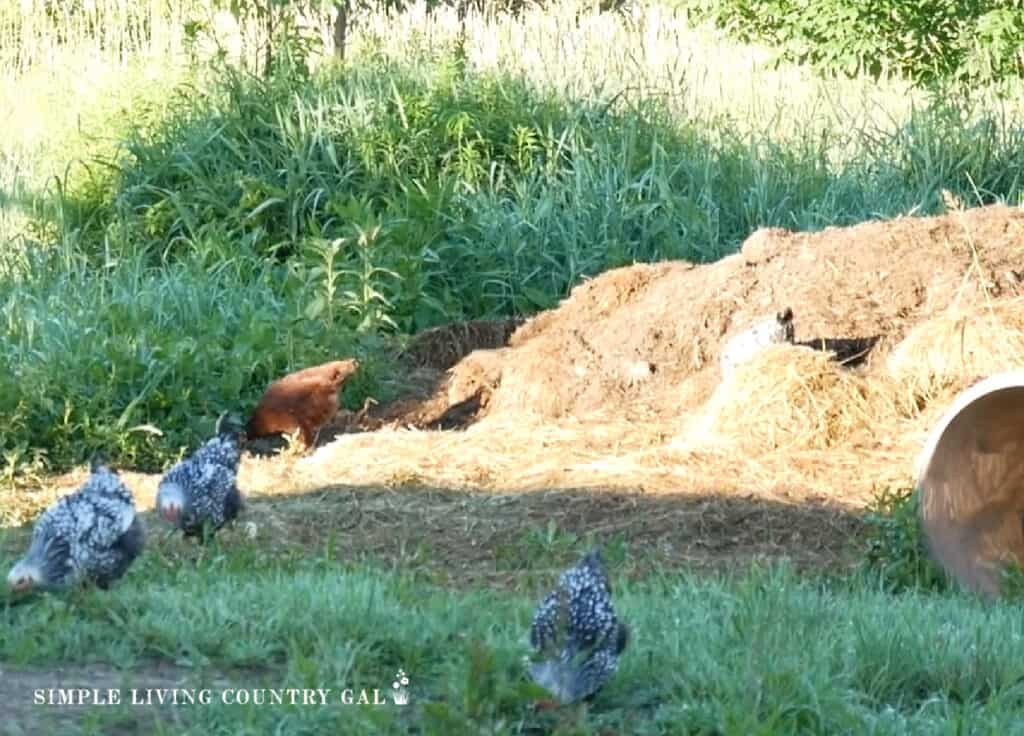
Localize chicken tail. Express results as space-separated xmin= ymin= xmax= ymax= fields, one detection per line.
xmin=215 ymin=411 xmax=247 ymax=442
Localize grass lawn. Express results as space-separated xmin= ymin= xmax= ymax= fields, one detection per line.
xmin=5 ymin=526 xmax=1024 ymax=735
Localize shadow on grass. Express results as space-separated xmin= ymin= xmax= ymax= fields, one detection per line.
xmin=190 ymin=481 xmax=865 ymax=589
xmin=0 ymin=482 xmax=923 ymax=736
xmin=1 ymin=477 xmax=866 ymax=593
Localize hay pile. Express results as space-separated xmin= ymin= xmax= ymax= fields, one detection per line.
xmin=294 ymin=298 xmax=1023 ymax=506
xmin=677 ymin=296 xmax=1024 ymax=457
xmin=397 ymin=205 xmax=1024 ymax=426
xmin=887 ymin=296 xmax=1024 ymax=400
xmin=678 ymin=345 xmax=884 ymax=453
xmin=324 ymin=204 xmax=1024 ymax=507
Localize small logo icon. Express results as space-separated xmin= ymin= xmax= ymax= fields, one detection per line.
xmin=391 ymin=670 xmax=410 ymax=705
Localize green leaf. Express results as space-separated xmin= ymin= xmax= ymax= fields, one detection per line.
xmin=305 ymin=295 xmax=327 ymax=320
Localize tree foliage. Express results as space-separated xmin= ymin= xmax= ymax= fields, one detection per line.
xmin=685 ymin=0 xmax=1024 ymax=84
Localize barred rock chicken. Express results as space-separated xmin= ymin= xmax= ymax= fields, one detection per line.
xmin=7 ymin=459 xmax=144 ymax=593
xmin=245 ymin=358 xmax=360 ymax=449
xmin=527 ymin=549 xmax=630 ymax=705
xmin=156 ymin=415 xmax=243 ymax=538
xmin=719 ymin=306 xmax=795 ymax=376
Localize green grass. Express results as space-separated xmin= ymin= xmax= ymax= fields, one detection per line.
xmin=4 ymin=538 xmax=1024 ymax=734
xmin=0 ymin=245 xmax=388 ymax=472
xmin=7 ymin=52 xmax=1024 ymax=473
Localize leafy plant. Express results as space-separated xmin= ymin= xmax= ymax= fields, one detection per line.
xmin=860 ymin=486 xmax=947 ymax=593
xmin=686 ymin=0 xmax=1024 ymax=84
xmin=301 ymin=236 xmax=348 ymax=330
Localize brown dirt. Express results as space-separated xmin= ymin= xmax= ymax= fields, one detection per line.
xmin=6 ymin=204 xmax=1024 ymax=577
xmin=240 ymin=483 xmax=863 ymax=586
xmin=327 ymin=204 xmax=1024 ymax=569
xmin=356 ymin=204 xmax=1024 ymax=427
xmin=400 ymin=317 xmax=524 ymax=371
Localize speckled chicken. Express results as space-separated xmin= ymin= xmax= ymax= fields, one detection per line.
xmin=720 ymin=307 xmax=795 ymax=375
xmin=245 ymin=358 xmax=360 ymax=449
xmin=527 ymin=549 xmax=629 ymax=704
xmin=156 ymin=415 xmax=243 ymax=537
xmin=7 ymin=459 xmax=144 ymax=593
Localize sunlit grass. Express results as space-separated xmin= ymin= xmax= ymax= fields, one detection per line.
xmin=4 ymin=538 xmax=1024 ymax=734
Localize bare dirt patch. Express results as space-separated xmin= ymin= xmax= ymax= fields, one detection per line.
xmin=244 ymin=482 xmax=863 ymax=586
xmin=400 ymin=317 xmax=524 ymax=371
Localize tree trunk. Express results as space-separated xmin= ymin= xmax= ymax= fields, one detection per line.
xmin=333 ymin=0 xmax=350 ymax=60
xmin=263 ymin=3 xmax=275 ymax=76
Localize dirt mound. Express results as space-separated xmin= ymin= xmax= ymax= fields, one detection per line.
xmin=384 ymin=204 xmax=1024 ymax=431
xmin=9 ymin=205 xmax=1024 ymax=596
xmin=15 ymin=205 xmax=1023 ymax=578
xmin=271 ymin=207 xmax=1024 ymax=573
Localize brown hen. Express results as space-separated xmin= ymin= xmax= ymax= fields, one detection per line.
xmin=245 ymin=359 xmax=360 ymax=449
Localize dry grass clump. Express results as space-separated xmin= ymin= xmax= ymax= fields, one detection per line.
xmin=297 ymin=415 xmax=668 ymax=493
xmin=446 ymin=348 xmax=508 ymax=406
xmin=666 ymin=296 xmax=1024 ymax=487
xmin=886 ymin=297 xmax=1024 ymax=406
xmin=678 ymin=345 xmax=883 ymax=453
xmin=0 ymin=487 xmax=61 ymax=528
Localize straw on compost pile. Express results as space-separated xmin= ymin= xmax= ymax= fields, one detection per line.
xmin=887 ymin=296 xmax=1024 ymax=408
xmin=287 ymin=284 xmax=1024 ymax=535
xmin=678 ymin=345 xmax=885 ymax=453
xmin=374 ymin=204 xmax=1024 ymax=429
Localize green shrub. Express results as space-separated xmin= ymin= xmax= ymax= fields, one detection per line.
xmin=55 ymin=48 xmax=828 ymax=331
xmin=0 ymin=247 xmax=381 ymax=472
xmin=55 ymin=54 xmax=636 ymax=330
xmin=686 ymin=0 xmax=1024 ymax=84
xmin=56 ymin=47 xmax=1024 ymax=340
xmin=860 ymin=486 xmax=947 ymax=593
